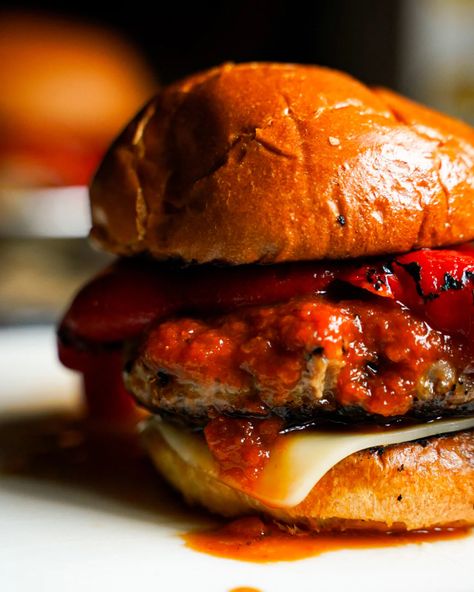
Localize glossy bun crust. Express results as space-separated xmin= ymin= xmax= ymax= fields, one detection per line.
xmin=143 ymin=428 xmax=474 ymax=532
xmin=91 ymin=63 xmax=474 ymax=264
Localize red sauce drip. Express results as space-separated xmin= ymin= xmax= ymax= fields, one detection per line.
xmin=204 ymin=417 xmax=283 ymax=487
xmin=58 ymin=342 xmax=141 ymax=421
xmin=144 ymin=296 xmax=466 ymax=417
xmin=183 ymin=517 xmax=471 ymax=563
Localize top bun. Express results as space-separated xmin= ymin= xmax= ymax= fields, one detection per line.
xmin=90 ymin=62 xmax=474 ymax=264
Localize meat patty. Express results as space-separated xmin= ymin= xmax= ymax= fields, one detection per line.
xmin=126 ymin=295 xmax=474 ymax=424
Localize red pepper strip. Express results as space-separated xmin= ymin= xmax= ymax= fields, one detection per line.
xmin=393 ymin=249 xmax=474 ymax=338
xmin=338 ymin=264 xmax=395 ymax=298
xmin=59 ymin=258 xmax=337 ymax=346
xmin=60 ymin=260 xmax=177 ymax=345
xmin=342 ymin=248 xmax=474 ymax=338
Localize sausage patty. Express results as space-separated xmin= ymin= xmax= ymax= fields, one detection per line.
xmin=126 ymin=295 xmax=474 ymax=425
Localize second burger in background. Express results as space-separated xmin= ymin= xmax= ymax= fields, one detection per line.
xmin=0 ymin=11 xmax=157 ymax=189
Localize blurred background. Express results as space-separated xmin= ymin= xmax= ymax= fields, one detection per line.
xmin=0 ymin=0 xmax=473 ymax=326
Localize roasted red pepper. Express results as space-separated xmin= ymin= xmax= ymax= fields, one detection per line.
xmin=59 ymin=258 xmax=336 ymax=345
xmin=343 ymin=248 xmax=474 ymax=338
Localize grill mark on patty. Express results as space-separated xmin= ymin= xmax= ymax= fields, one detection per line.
xmin=127 ymin=357 xmax=474 ymax=426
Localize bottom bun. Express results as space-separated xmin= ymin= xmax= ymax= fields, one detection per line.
xmin=143 ymin=426 xmax=474 ymax=532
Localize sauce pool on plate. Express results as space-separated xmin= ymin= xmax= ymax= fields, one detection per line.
xmin=183 ymin=516 xmax=470 ymax=563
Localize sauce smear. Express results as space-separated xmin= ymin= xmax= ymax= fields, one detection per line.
xmin=183 ymin=517 xmax=470 ymax=563
xmin=204 ymin=416 xmax=283 ymax=487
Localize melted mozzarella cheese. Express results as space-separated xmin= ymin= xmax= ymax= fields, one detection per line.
xmin=144 ymin=416 xmax=474 ymax=509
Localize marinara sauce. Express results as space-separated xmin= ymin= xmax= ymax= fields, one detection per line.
xmin=183 ymin=517 xmax=471 ymax=563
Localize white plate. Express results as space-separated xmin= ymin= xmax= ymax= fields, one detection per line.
xmin=0 ymin=186 xmax=90 ymax=237
xmin=0 ymin=326 xmax=473 ymax=592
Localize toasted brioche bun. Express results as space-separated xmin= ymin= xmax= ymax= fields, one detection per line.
xmin=143 ymin=427 xmax=474 ymax=532
xmin=91 ymin=62 xmax=474 ymax=264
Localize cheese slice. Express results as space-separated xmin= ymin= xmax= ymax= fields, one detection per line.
xmin=143 ymin=416 xmax=474 ymax=509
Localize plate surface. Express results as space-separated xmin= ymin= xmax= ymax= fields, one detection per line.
xmin=0 ymin=326 xmax=473 ymax=592
xmin=0 ymin=186 xmax=90 ymax=237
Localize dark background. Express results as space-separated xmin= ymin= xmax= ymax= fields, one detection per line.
xmin=0 ymin=0 xmax=401 ymax=87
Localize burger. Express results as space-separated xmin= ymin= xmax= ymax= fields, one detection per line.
xmin=58 ymin=63 xmax=474 ymax=532
xmin=0 ymin=11 xmax=156 ymax=188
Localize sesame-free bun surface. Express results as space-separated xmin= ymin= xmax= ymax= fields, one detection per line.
xmin=91 ymin=63 xmax=474 ymax=264
xmin=143 ymin=427 xmax=474 ymax=532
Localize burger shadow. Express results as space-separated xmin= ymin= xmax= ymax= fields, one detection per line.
xmin=0 ymin=411 xmax=215 ymax=530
